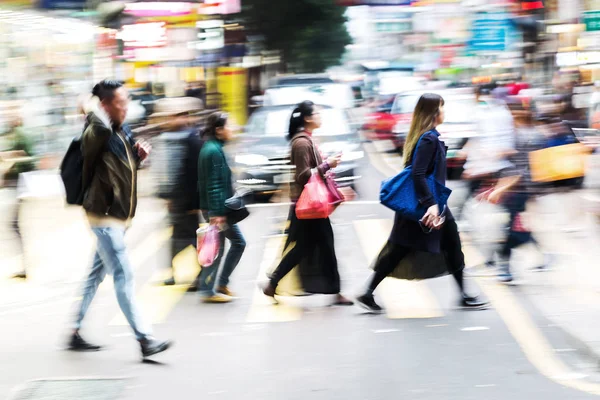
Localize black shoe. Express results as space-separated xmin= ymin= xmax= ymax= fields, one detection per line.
xmin=356 ymin=294 xmax=383 ymax=314
xmin=186 ymin=284 xmax=199 ymax=293
xmin=68 ymin=332 xmax=102 ymax=352
xmin=139 ymin=337 xmax=172 ymax=358
xmin=11 ymin=272 xmax=26 ymax=280
xmin=163 ymin=277 xmax=175 ymax=286
xmin=334 ymin=294 xmax=354 ymax=306
xmin=459 ymin=296 xmax=489 ymax=310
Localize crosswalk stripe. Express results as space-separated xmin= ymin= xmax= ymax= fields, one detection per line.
xmin=353 ymin=219 xmax=443 ymax=319
xmin=109 ymin=237 xmax=198 ymax=326
xmin=246 ymin=237 xmax=303 ymax=323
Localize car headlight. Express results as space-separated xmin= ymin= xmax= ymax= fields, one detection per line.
xmin=235 ymin=154 xmax=269 ymax=166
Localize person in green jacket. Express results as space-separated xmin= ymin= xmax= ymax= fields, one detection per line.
xmin=198 ymin=112 xmax=246 ymax=303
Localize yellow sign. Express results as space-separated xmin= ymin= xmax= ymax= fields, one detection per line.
xmin=217 ymin=67 xmax=247 ymax=128
xmin=529 ymin=143 xmax=589 ymax=182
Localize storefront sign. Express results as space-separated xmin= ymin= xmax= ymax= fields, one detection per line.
xmin=217 ymin=67 xmax=247 ymax=127
xmin=196 ymin=20 xmax=224 ymax=50
xmin=336 ymin=0 xmax=411 ymax=5
xmin=118 ymin=22 xmax=167 ymax=48
xmin=39 ymin=0 xmax=85 ymax=9
xmin=124 ymin=2 xmax=193 ymax=17
xmin=556 ymin=51 xmax=600 ymax=66
xmin=200 ymin=0 xmax=241 ymax=15
xmin=469 ymin=12 xmax=514 ymax=53
xmin=584 ymin=10 xmax=600 ymax=31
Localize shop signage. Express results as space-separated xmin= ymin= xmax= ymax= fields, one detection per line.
xmin=118 ymin=22 xmax=167 ymax=48
xmin=39 ymin=0 xmax=86 ymax=9
xmin=196 ymin=20 xmax=224 ymax=50
xmin=556 ymin=51 xmax=600 ymax=67
xmin=469 ymin=12 xmax=514 ymax=53
xmin=336 ymin=0 xmax=411 ymax=5
xmin=584 ymin=10 xmax=600 ymax=32
xmin=200 ymin=0 xmax=241 ymax=15
xmin=217 ymin=67 xmax=247 ymax=127
xmin=124 ymin=2 xmax=193 ymax=17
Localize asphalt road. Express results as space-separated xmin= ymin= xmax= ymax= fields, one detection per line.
xmin=1 ymin=140 xmax=600 ymax=400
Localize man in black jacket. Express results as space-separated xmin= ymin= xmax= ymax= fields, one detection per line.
xmin=69 ymin=80 xmax=171 ymax=358
xmin=156 ymin=109 xmax=204 ymax=290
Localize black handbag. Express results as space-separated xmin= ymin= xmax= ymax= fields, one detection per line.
xmin=225 ymin=188 xmax=251 ymax=225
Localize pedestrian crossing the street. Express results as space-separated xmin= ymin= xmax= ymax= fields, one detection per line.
xmin=105 ymin=216 xmax=452 ymax=327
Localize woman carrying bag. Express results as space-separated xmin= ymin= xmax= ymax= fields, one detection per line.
xmin=197 ymin=112 xmax=246 ymax=303
xmin=357 ymin=93 xmax=488 ymax=313
xmin=262 ymin=101 xmax=353 ymax=305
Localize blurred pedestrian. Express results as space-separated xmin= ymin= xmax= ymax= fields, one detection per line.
xmin=197 ymin=111 xmax=246 ymax=303
xmin=356 ymin=94 xmax=488 ymax=313
xmin=481 ymin=105 xmax=550 ymax=282
xmin=1 ymin=115 xmax=36 ymax=279
xmin=152 ymin=100 xmax=204 ymax=290
xmin=69 ymin=79 xmax=171 ymax=358
xmin=458 ymin=86 xmax=515 ymax=223
xmin=262 ymin=101 xmax=353 ymax=305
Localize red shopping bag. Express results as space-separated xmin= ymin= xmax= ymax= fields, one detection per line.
xmin=197 ymin=225 xmax=220 ymax=266
xmin=296 ymin=170 xmax=332 ymax=219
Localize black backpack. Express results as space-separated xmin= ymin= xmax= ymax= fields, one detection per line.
xmin=60 ymin=120 xmax=90 ymax=206
xmin=60 ymin=136 xmax=85 ymax=205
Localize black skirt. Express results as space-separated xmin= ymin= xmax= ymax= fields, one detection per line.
xmin=273 ymin=205 xmax=341 ymax=295
xmin=373 ymin=218 xmax=464 ymax=281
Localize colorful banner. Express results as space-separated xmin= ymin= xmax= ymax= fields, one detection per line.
xmin=217 ymin=67 xmax=247 ymax=128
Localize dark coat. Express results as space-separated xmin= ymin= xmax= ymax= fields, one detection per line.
xmin=389 ymin=129 xmax=450 ymax=253
xmin=82 ymin=109 xmax=141 ymax=221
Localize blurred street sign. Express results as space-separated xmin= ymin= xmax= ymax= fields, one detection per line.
xmin=584 ymin=10 xmax=600 ymax=32
xmin=469 ymin=12 xmax=515 ymax=53
xmin=40 ymin=0 xmax=86 ymax=9
xmin=336 ymin=0 xmax=411 ymax=5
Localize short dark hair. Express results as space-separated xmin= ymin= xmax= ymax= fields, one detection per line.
xmin=92 ymin=79 xmax=123 ymax=102
xmin=202 ymin=111 xmax=228 ymax=139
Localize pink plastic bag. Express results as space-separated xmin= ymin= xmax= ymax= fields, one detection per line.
xmin=197 ymin=225 xmax=220 ymax=266
xmin=296 ymin=170 xmax=332 ymax=220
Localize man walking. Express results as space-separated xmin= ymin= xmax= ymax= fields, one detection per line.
xmin=68 ymin=79 xmax=171 ymax=358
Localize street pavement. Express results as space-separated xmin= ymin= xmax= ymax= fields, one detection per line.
xmin=2 ymin=138 xmax=600 ymax=399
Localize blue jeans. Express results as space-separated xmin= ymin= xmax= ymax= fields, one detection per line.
xmin=74 ymin=226 xmax=150 ymax=341
xmin=198 ymin=222 xmax=246 ymax=297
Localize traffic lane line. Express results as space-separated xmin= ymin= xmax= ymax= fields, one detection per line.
xmin=463 ymin=241 xmax=600 ymax=395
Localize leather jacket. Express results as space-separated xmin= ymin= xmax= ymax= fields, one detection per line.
xmin=81 ymin=108 xmax=140 ymax=221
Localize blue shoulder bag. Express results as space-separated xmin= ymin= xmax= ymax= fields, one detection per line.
xmin=379 ymin=132 xmax=452 ymax=221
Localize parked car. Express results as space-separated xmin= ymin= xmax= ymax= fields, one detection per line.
xmin=234 ymin=105 xmax=364 ymax=198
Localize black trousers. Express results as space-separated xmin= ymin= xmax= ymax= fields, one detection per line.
xmin=270 ymin=206 xmax=341 ymax=294
xmin=170 ymin=211 xmax=201 ymax=269
xmin=368 ymin=219 xmax=465 ymax=294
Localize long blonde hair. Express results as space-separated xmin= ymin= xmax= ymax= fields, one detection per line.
xmin=403 ymin=93 xmax=445 ymax=167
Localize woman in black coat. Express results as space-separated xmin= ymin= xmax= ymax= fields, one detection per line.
xmin=356 ymin=93 xmax=488 ymax=313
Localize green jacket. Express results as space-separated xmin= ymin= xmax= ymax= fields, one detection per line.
xmin=198 ymin=139 xmax=233 ymax=217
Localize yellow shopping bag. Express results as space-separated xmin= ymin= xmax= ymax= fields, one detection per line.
xmin=529 ymin=143 xmax=589 ymax=183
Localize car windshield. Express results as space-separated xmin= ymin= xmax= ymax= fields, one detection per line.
xmin=246 ymin=107 xmax=351 ymax=137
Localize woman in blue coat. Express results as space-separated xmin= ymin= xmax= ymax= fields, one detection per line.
xmin=356 ymin=93 xmax=488 ymax=313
